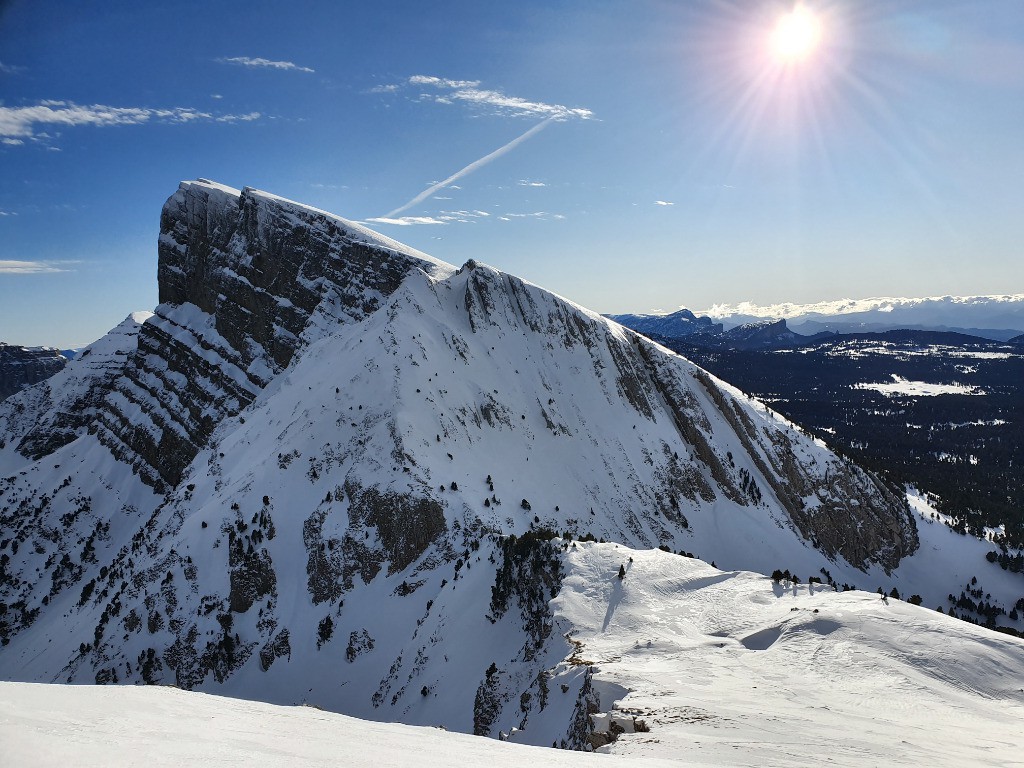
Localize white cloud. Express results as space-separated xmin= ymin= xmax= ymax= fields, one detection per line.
xmin=409 ymin=75 xmax=481 ymax=89
xmin=448 ymin=87 xmax=592 ymax=120
xmin=655 ymin=200 xmax=674 ymax=206
xmin=365 ymin=216 xmax=448 ymax=226
xmin=498 ymin=212 xmax=565 ymax=221
xmin=0 ymin=259 xmax=75 ymax=274
xmin=216 ymin=112 xmax=260 ymax=123
xmin=518 ymin=180 xmax=547 ymax=187
xmin=217 ymin=56 xmax=314 ymax=73
xmin=380 ymin=75 xmax=593 ymax=121
xmin=0 ymin=101 xmax=262 ymax=143
xmin=0 ymin=210 xmax=17 ymax=216
xmin=0 ymin=61 xmax=25 ymax=75
xmin=367 ymin=209 xmax=493 ymax=227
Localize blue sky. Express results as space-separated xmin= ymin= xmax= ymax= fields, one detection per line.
xmin=1 ymin=0 xmax=1023 ymax=347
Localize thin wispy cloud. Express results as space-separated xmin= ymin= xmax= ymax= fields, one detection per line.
xmin=365 ymin=216 xmax=447 ymax=226
xmin=518 ymin=180 xmax=547 ymax=187
xmin=409 ymin=75 xmax=481 ymax=89
xmin=0 ymin=259 xmax=76 ymax=274
xmin=367 ymin=210 xmax=492 ymax=227
xmin=0 ymin=210 xmax=17 ymax=216
xmin=0 ymin=101 xmax=260 ymax=144
xmin=391 ymin=74 xmax=592 ymax=121
xmin=498 ymin=212 xmax=565 ymax=221
xmin=0 ymin=61 xmax=25 ymax=75
xmin=217 ymin=56 xmax=314 ymax=73
xmin=654 ymin=200 xmax=675 ymax=206
xmin=382 ymin=117 xmax=557 ymax=218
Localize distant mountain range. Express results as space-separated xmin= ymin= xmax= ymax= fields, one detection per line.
xmin=695 ymin=294 xmax=1024 ymax=341
xmin=609 ymin=294 xmax=1024 ymax=350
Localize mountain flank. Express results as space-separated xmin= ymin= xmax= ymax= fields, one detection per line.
xmin=2 ymin=180 xmax=1021 ymax=754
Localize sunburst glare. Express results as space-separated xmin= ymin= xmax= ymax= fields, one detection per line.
xmin=772 ymin=6 xmax=823 ymax=62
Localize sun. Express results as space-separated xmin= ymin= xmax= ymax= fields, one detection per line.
xmin=771 ymin=6 xmax=822 ymax=62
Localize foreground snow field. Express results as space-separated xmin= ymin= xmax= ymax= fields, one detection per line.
xmin=4 ymin=541 xmax=1023 ymax=767
xmin=0 ymin=682 xmax=686 ymax=768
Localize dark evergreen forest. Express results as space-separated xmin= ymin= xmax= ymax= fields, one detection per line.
xmin=663 ymin=332 xmax=1024 ymax=549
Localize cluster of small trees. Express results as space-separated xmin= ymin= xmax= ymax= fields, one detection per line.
xmin=986 ymin=549 xmax=1024 ymax=573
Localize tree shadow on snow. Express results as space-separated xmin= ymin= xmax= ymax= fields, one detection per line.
xmin=602 ymin=564 xmax=630 ymax=632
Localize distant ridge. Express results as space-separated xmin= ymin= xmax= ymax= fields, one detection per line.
xmin=696 ymin=294 xmax=1024 ymax=340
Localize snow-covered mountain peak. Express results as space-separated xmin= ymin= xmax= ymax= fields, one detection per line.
xmin=3 ymin=180 xmax=1022 ymax=762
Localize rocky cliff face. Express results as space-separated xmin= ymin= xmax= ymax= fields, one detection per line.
xmin=6 ymin=181 xmax=452 ymax=491
xmin=0 ymin=345 xmax=66 ymax=403
xmin=0 ymin=180 xmax=946 ymax=748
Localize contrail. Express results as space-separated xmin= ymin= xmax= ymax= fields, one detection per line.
xmin=383 ymin=117 xmax=555 ymax=218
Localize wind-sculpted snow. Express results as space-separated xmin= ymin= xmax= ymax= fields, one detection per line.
xmin=1 ymin=180 xmax=1020 ymax=758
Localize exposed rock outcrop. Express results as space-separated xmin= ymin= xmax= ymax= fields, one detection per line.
xmin=0 ymin=345 xmax=66 ymax=403
xmin=5 ymin=182 xmax=451 ymax=489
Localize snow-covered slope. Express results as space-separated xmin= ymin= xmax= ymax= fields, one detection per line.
xmin=698 ymin=295 xmax=1024 ymax=340
xmin=1 ymin=180 xmax=1022 ymax=756
xmin=1 ymin=680 xmax=689 ymax=768
xmin=553 ymin=541 xmax=1024 ymax=765
xmin=4 ymin=542 xmax=1023 ymax=766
